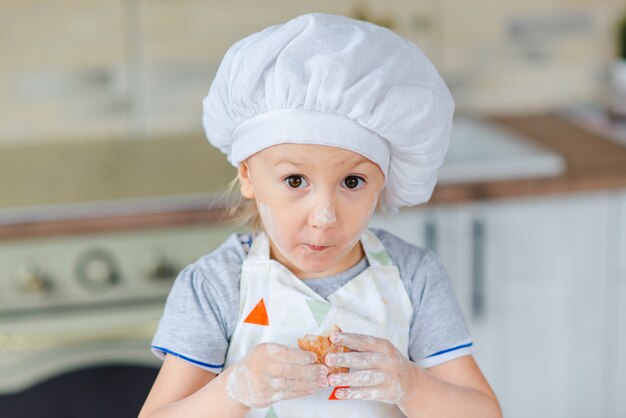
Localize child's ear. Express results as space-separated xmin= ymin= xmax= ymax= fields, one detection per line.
xmin=237 ymin=161 xmax=255 ymax=199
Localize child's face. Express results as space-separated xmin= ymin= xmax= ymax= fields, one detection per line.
xmin=238 ymin=143 xmax=385 ymax=279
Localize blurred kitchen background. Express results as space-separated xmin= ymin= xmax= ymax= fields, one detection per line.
xmin=1 ymin=0 xmax=626 ymax=417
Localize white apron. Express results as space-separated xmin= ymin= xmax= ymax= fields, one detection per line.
xmin=224 ymin=229 xmax=412 ymax=418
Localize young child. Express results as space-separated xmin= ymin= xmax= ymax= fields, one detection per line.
xmin=140 ymin=12 xmax=501 ymax=418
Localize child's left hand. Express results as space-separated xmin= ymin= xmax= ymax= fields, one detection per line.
xmin=324 ymin=331 xmax=419 ymax=409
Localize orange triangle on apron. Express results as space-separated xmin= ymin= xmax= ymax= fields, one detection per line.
xmin=243 ymin=298 xmax=269 ymax=326
xmin=328 ymin=386 xmax=350 ymax=400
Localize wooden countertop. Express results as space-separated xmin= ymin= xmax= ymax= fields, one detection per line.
xmin=429 ymin=113 xmax=626 ymax=203
xmin=2 ymin=113 xmax=626 ymax=240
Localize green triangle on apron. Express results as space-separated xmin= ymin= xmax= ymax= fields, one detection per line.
xmin=306 ymin=299 xmax=331 ymax=327
xmin=369 ymin=249 xmax=391 ymax=266
xmin=264 ymin=406 xmax=278 ymax=418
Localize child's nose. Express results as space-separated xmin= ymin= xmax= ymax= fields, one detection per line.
xmin=309 ymin=201 xmax=336 ymax=228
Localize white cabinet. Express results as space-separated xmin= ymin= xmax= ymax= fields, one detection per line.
xmin=609 ymin=190 xmax=626 ymax=418
xmin=469 ymin=192 xmax=613 ymax=418
xmin=373 ymin=190 xmax=622 ymax=418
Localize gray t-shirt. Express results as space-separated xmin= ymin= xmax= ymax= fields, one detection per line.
xmin=151 ymin=227 xmax=473 ymax=372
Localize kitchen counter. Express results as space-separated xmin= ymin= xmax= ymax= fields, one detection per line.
xmin=431 ymin=113 xmax=626 ymax=203
xmin=0 ymin=134 xmax=236 ymax=209
xmin=2 ymin=113 xmax=626 ymax=240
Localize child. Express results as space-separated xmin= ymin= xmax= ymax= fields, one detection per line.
xmin=140 ymin=12 xmax=501 ymax=418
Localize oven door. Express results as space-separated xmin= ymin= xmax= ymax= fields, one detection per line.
xmin=0 ymin=301 xmax=163 ymax=417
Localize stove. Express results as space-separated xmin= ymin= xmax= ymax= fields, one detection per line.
xmin=0 ymin=200 xmax=237 ymax=411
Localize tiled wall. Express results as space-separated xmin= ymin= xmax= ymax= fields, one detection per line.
xmin=0 ymin=1 xmax=129 ymax=144
xmin=0 ymin=0 xmax=624 ymax=145
xmin=440 ymin=0 xmax=624 ymax=113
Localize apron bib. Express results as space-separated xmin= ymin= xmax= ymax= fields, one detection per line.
xmin=224 ymin=229 xmax=412 ymax=418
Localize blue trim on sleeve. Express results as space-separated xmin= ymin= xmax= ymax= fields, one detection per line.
xmin=152 ymin=346 xmax=224 ymax=369
xmin=426 ymin=342 xmax=473 ymax=358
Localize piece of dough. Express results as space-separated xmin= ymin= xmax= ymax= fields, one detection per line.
xmin=297 ymin=324 xmax=350 ymax=374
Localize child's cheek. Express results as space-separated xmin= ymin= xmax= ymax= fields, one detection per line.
xmin=258 ymin=200 xmax=281 ymax=239
xmin=258 ymin=200 xmax=293 ymax=257
xmin=347 ymin=193 xmax=379 ymax=249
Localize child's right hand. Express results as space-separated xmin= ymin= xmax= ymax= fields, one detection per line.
xmin=226 ymin=342 xmax=329 ymax=408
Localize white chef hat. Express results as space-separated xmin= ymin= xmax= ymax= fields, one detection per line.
xmin=202 ymin=12 xmax=454 ymax=214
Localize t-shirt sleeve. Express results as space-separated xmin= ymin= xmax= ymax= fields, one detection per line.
xmin=150 ymin=263 xmax=233 ymax=374
xmin=409 ymin=250 xmax=474 ymax=368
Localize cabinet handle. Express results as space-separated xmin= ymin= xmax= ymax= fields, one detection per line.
xmin=424 ymin=219 xmax=437 ymax=253
xmin=471 ymin=219 xmax=486 ymax=320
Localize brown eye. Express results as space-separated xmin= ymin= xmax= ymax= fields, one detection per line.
xmin=343 ymin=175 xmax=363 ymax=190
xmin=284 ymin=175 xmax=307 ymax=189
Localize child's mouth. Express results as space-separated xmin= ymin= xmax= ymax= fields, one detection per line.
xmin=305 ymin=244 xmax=331 ymax=251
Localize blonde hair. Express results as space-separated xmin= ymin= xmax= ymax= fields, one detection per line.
xmin=216 ymin=174 xmax=263 ymax=236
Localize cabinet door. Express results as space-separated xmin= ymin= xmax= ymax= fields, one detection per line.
xmin=428 ymin=204 xmax=504 ymax=396
xmin=610 ymin=190 xmax=626 ymax=418
xmin=374 ymin=192 xmax=616 ymax=417
xmin=469 ymin=192 xmax=612 ymax=418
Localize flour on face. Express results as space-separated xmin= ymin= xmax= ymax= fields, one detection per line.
xmin=312 ymin=201 xmax=336 ymax=225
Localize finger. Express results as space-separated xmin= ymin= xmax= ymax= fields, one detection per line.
xmin=331 ymin=332 xmax=386 ymax=353
xmin=261 ymin=342 xmax=316 ymax=364
xmin=328 ymin=370 xmax=385 ymax=387
xmin=266 ymin=360 xmax=328 ymax=381
xmin=266 ymin=376 xmax=321 ymax=393
xmin=333 ymin=386 xmax=394 ymax=403
xmin=269 ymin=388 xmax=318 ymax=404
xmin=325 ymin=351 xmax=386 ymax=369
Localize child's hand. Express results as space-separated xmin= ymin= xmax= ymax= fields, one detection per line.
xmin=226 ymin=342 xmax=329 ymax=408
xmin=324 ymin=331 xmax=419 ymax=410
